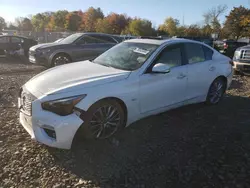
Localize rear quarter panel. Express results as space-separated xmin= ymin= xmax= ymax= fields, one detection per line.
xmin=213 ymin=51 xmax=232 ymax=81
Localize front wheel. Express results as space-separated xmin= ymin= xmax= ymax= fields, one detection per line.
xmin=75 ymin=99 xmax=126 ymax=142
xmin=206 ymin=78 xmax=226 ymax=105
xmin=51 ymin=54 xmax=71 ymax=67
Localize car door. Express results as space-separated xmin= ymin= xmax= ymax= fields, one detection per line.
xmin=185 ymin=42 xmax=217 ymax=100
xmin=10 ymin=36 xmax=24 ymax=50
xmin=73 ymin=35 xmax=97 ymax=61
xmin=0 ymin=36 xmax=10 ymax=55
xmin=73 ymin=35 xmax=107 ymax=61
xmin=139 ymin=43 xmax=188 ymax=113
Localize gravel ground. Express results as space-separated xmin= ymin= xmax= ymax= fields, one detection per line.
xmin=1 ymin=59 xmax=250 ymax=188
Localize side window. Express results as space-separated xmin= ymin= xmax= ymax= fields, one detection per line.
xmin=154 ymin=44 xmax=182 ymax=68
xmin=185 ymin=43 xmax=205 ymax=64
xmin=112 ymin=36 xmax=123 ymax=43
xmin=11 ymin=37 xmax=23 ymax=43
xmin=76 ymin=35 xmax=97 ymax=44
xmin=95 ymin=35 xmax=117 ymax=43
xmin=203 ymin=46 xmax=213 ymax=60
xmin=0 ymin=37 xmax=8 ymax=43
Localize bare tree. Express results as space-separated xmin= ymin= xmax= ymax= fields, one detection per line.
xmin=203 ymin=4 xmax=228 ymax=33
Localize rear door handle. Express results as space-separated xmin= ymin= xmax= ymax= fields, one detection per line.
xmin=209 ymin=66 xmax=216 ymax=71
xmin=177 ymin=74 xmax=187 ymax=79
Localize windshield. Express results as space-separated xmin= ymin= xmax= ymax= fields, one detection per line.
xmin=59 ymin=33 xmax=83 ymax=44
xmin=93 ymin=42 xmax=159 ymax=71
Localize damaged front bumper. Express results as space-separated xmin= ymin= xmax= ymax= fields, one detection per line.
xmin=19 ymin=90 xmax=84 ymax=149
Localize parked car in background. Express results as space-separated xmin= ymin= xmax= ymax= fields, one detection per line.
xmin=19 ymin=38 xmax=233 ymax=149
xmin=0 ymin=35 xmax=37 ymax=57
xmin=29 ymin=33 xmax=121 ymax=67
xmin=216 ymin=39 xmax=248 ymax=58
xmin=233 ymin=44 xmax=250 ymax=74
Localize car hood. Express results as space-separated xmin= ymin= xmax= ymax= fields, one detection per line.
xmin=25 ymin=60 xmax=130 ymax=97
xmin=29 ymin=43 xmax=68 ymax=51
xmin=238 ymin=45 xmax=250 ymax=50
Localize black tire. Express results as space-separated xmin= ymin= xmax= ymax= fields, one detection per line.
xmin=206 ymin=77 xmax=226 ymax=105
xmin=73 ymin=99 xmax=126 ymax=144
xmin=51 ymin=53 xmax=71 ymax=67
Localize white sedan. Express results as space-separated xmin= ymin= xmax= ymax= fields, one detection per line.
xmin=19 ymin=38 xmax=233 ymax=149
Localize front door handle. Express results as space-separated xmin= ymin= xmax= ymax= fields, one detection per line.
xmin=209 ymin=66 xmax=216 ymax=71
xmin=177 ymin=74 xmax=187 ymax=79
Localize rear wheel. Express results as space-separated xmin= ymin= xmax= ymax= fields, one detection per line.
xmin=74 ymin=99 xmax=126 ymax=143
xmin=51 ymin=53 xmax=71 ymax=67
xmin=206 ymin=78 xmax=226 ymax=105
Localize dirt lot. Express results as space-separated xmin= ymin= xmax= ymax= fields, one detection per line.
xmin=1 ymin=58 xmax=250 ymax=188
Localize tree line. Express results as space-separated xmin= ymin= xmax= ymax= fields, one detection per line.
xmin=0 ymin=5 xmax=249 ymax=39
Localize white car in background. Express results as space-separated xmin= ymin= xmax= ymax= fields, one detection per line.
xmin=19 ymin=38 xmax=233 ymax=149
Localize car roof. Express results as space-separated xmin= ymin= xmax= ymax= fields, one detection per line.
xmin=125 ymin=38 xmax=200 ymax=45
xmin=82 ymin=32 xmax=118 ymax=37
xmin=0 ymin=35 xmax=30 ymax=39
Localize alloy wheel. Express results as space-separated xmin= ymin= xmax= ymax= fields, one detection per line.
xmin=89 ymin=105 xmax=121 ymax=139
xmin=208 ymin=79 xmax=225 ymax=104
xmin=54 ymin=56 xmax=70 ymax=66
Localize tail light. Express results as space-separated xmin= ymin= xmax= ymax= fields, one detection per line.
xmin=224 ymin=43 xmax=228 ymax=49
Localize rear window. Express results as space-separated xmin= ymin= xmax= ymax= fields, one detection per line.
xmin=112 ymin=36 xmax=123 ymax=43
xmin=185 ymin=43 xmax=205 ymax=64
xmin=203 ymin=46 xmax=213 ymax=60
xmin=94 ymin=35 xmax=117 ymax=43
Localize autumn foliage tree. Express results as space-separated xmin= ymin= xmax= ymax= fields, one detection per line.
xmin=240 ymin=14 xmax=250 ymax=36
xmin=64 ymin=12 xmax=82 ymax=31
xmin=95 ymin=18 xmax=113 ymax=33
xmin=158 ymin=17 xmax=179 ymax=36
xmin=106 ymin=13 xmax=129 ymax=34
xmin=6 ymin=5 xmax=249 ymax=40
xmin=123 ymin=18 xmax=154 ymax=36
xmin=224 ymin=6 xmax=250 ymax=39
xmin=82 ymin=7 xmax=104 ymax=32
xmin=48 ymin=10 xmax=68 ymax=31
xmin=31 ymin=12 xmax=52 ymax=31
xmin=185 ymin=24 xmax=201 ymax=37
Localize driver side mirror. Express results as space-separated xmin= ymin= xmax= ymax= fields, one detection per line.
xmin=152 ymin=63 xmax=171 ymax=74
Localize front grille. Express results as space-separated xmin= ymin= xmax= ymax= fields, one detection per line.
xmin=29 ymin=50 xmax=36 ymax=57
xmin=241 ymin=49 xmax=250 ymax=60
xmin=20 ymin=89 xmax=35 ymax=116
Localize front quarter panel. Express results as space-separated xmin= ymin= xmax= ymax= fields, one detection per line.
xmin=48 ymin=45 xmax=75 ymax=64
xmin=74 ymin=75 xmax=141 ymax=126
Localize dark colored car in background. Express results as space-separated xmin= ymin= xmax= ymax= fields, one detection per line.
xmin=215 ymin=39 xmax=248 ymax=58
xmin=29 ymin=33 xmax=122 ymax=67
xmin=0 ymin=35 xmax=37 ymax=57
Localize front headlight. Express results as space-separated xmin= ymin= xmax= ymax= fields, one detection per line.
xmin=234 ymin=50 xmax=241 ymax=60
xmin=37 ymin=48 xmax=51 ymax=55
xmin=41 ymin=95 xmax=86 ymax=116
